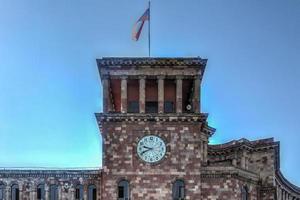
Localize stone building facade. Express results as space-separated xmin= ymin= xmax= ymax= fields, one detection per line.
xmin=0 ymin=57 xmax=299 ymax=200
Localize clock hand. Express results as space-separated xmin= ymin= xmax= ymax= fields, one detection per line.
xmin=143 ymin=146 xmax=152 ymax=150
xmin=141 ymin=149 xmax=151 ymax=155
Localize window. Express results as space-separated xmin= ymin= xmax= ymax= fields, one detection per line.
xmin=128 ymin=101 xmax=139 ymax=113
xmin=37 ymin=184 xmax=45 ymax=200
xmin=88 ymin=185 xmax=96 ymax=200
xmin=164 ymin=101 xmax=175 ymax=113
xmin=11 ymin=184 xmax=19 ymax=200
xmin=172 ymin=180 xmax=185 ymax=200
xmin=145 ymin=102 xmax=158 ymax=113
xmin=49 ymin=185 xmax=58 ymax=200
xmin=75 ymin=184 xmax=84 ymax=200
xmin=118 ymin=180 xmax=129 ymax=200
xmin=241 ymin=186 xmax=248 ymax=200
xmin=127 ymin=79 xmax=139 ymax=113
xmin=0 ymin=184 xmax=4 ymax=200
xmin=145 ymin=79 xmax=158 ymax=113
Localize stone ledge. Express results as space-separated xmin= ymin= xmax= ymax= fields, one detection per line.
xmin=200 ymin=166 xmax=260 ymax=184
xmin=96 ymin=113 xmax=209 ymax=122
xmin=0 ymin=169 xmax=101 ymax=178
xmin=97 ymin=57 xmax=207 ymax=67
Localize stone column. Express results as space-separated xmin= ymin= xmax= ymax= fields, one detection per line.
xmin=5 ymin=186 xmax=10 ymax=200
xmin=276 ymin=186 xmax=281 ymax=200
xmin=158 ymin=76 xmax=164 ymax=113
xmin=58 ymin=186 xmax=62 ymax=200
xmin=70 ymin=188 xmax=75 ymax=200
xmin=241 ymin=151 xmax=246 ymax=169
xmin=45 ymin=185 xmax=49 ymax=200
xmin=139 ymin=76 xmax=146 ymax=113
xmin=200 ymin=140 xmax=204 ymax=161
xmin=102 ymin=76 xmax=112 ymax=113
xmin=83 ymin=185 xmax=88 ymax=200
xmin=176 ymin=76 xmax=183 ymax=113
xmin=203 ymin=140 xmax=208 ymax=163
xmin=193 ymin=75 xmax=201 ymax=113
xmin=31 ymin=189 xmax=37 ymax=200
xmin=121 ymin=76 xmax=128 ymax=113
xmin=19 ymin=184 xmax=23 ymax=200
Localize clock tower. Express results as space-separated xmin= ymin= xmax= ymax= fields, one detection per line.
xmin=96 ymin=57 xmax=215 ymax=199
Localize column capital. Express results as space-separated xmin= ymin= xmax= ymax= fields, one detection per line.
xmin=193 ymin=75 xmax=201 ymax=80
xmin=138 ymin=75 xmax=146 ymax=80
xmin=157 ymin=75 xmax=165 ymax=80
xmin=121 ymin=75 xmax=128 ymax=80
xmin=101 ymin=75 xmax=110 ymax=80
xmin=176 ymin=75 xmax=184 ymax=80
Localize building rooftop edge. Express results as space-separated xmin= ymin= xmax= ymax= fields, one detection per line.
xmin=96 ymin=57 xmax=207 ymax=67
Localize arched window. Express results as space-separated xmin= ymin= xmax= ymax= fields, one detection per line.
xmin=49 ymin=185 xmax=58 ymax=200
xmin=37 ymin=184 xmax=45 ymax=200
xmin=118 ymin=180 xmax=130 ymax=200
xmin=75 ymin=184 xmax=84 ymax=200
xmin=241 ymin=186 xmax=249 ymax=200
xmin=0 ymin=183 xmax=5 ymax=200
xmin=172 ymin=180 xmax=185 ymax=200
xmin=88 ymin=185 xmax=96 ymax=200
xmin=11 ymin=184 xmax=19 ymax=200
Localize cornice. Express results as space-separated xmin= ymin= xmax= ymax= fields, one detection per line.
xmin=208 ymin=138 xmax=278 ymax=155
xmin=200 ymin=166 xmax=260 ymax=184
xmin=276 ymin=170 xmax=300 ymax=195
xmin=0 ymin=169 xmax=101 ymax=179
xmin=95 ymin=113 xmax=209 ymax=123
xmin=97 ymin=57 xmax=207 ymax=67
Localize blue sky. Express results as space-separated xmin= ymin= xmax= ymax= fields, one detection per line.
xmin=0 ymin=0 xmax=299 ymax=185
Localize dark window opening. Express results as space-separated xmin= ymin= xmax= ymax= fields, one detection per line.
xmin=37 ymin=184 xmax=45 ymax=200
xmin=37 ymin=188 xmax=41 ymax=199
xmin=11 ymin=184 xmax=19 ymax=200
xmin=182 ymin=79 xmax=194 ymax=113
xmin=92 ymin=189 xmax=96 ymax=200
xmin=164 ymin=79 xmax=176 ymax=113
xmin=173 ymin=180 xmax=185 ymax=200
xmin=241 ymin=186 xmax=248 ymax=200
xmin=75 ymin=184 xmax=83 ymax=200
xmin=88 ymin=185 xmax=96 ymax=200
xmin=145 ymin=79 xmax=158 ymax=113
xmin=145 ymin=101 xmax=158 ymax=113
xmin=118 ymin=186 xmax=124 ymax=198
xmin=127 ymin=79 xmax=139 ymax=113
xmin=128 ymin=101 xmax=139 ymax=113
xmin=75 ymin=189 xmax=79 ymax=199
xmin=164 ymin=101 xmax=175 ymax=113
xmin=118 ymin=180 xmax=129 ymax=200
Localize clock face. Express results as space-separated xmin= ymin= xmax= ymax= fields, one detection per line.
xmin=137 ymin=135 xmax=166 ymax=163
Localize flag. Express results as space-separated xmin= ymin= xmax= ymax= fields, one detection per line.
xmin=132 ymin=8 xmax=150 ymax=41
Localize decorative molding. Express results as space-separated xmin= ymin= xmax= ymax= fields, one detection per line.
xmin=0 ymin=170 xmax=101 ymax=179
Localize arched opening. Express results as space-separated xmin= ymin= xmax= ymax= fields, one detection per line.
xmin=88 ymin=185 xmax=96 ymax=200
xmin=241 ymin=185 xmax=249 ymax=200
xmin=11 ymin=184 xmax=19 ymax=200
xmin=49 ymin=185 xmax=58 ymax=200
xmin=37 ymin=184 xmax=45 ymax=200
xmin=75 ymin=184 xmax=84 ymax=200
xmin=0 ymin=183 xmax=5 ymax=200
xmin=118 ymin=180 xmax=130 ymax=200
xmin=145 ymin=79 xmax=158 ymax=113
xmin=172 ymin=180 xmax=185 ymax=200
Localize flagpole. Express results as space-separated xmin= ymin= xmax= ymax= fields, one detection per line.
xmin=148 ymin=1 xmax=151 ymax=57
